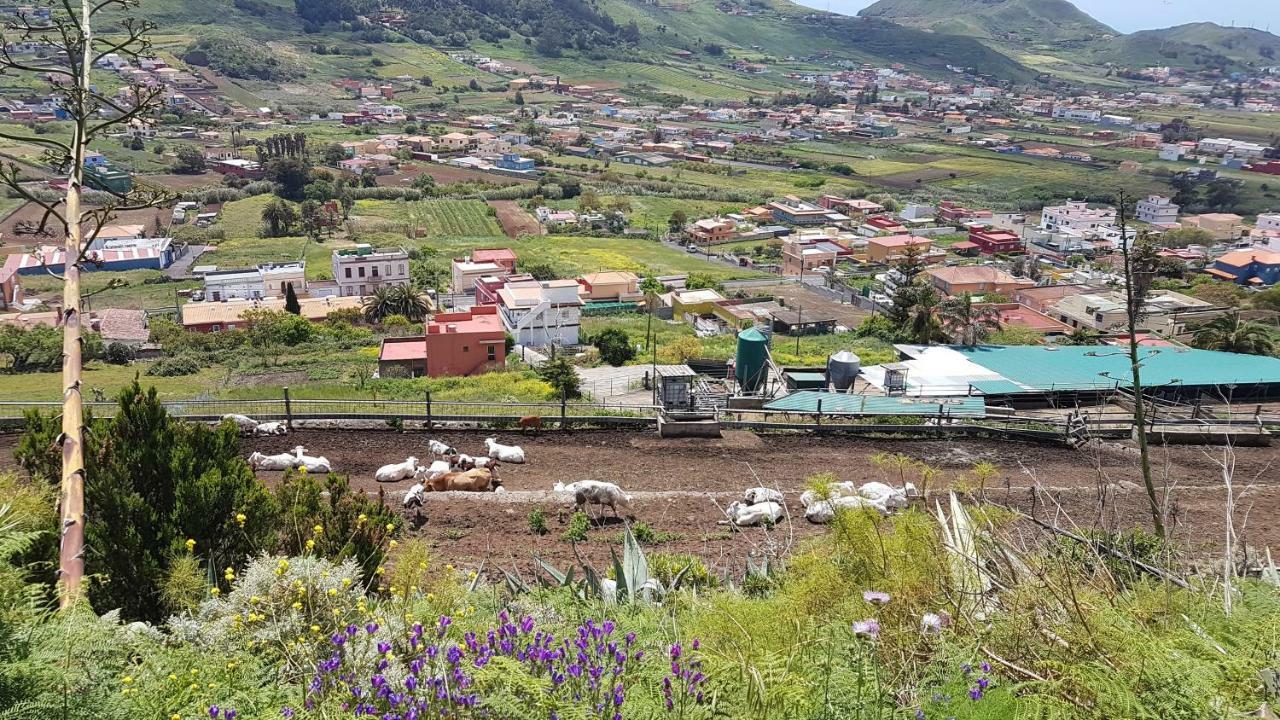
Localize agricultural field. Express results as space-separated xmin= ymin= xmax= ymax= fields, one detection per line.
xmin=353 ymin=199 xmax=505 ymax=237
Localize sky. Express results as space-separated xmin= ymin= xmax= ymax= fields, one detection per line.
xmin=791 ymin=0 xmax=1280 ymax=34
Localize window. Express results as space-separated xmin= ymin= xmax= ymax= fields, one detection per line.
xmin=211 ymin=324 xmax=222 ymax=332
xmin=487 ymin=345 xmax=496 ymax=361
xmin=385 ymin=264 xmax=392 ymax=276
xmin=345 ymin=268 xmax=352 ymax=279
xmin=463 ymin=345 xmax=469 ymax=353
xmin=358 ymin=266 xmax=366 ymax=278
xmin=398 ymin=263 xmax=405 ymax=275
xmin=372 ymin=266 xmax=379 ymax=278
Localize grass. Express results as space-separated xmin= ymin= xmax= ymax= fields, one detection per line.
xmin=353 ymin=199 xmax=504 ymax=237
xmin=19 ymin=270 xmax=198 ymax=311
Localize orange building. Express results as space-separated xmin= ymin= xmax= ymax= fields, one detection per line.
xmin=866 ymin=234 xmax=933 ymax=263
xmin=425 ymin=305 xmax=507 ymax=377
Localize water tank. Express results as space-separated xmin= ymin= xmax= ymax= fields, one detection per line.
xmin=826 ymin=351 xmax=861 ymax=391
xmin=735 ymin=327 xmax=769 ymax=394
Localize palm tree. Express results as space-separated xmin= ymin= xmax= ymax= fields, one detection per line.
xmin=901 ymin=284 xmax=945 ymax=344
xmin=1192 ymin=312 xmax=1277 ymax=356
xmin=361 ymin=285 xmax=430 ymax=323
xmin=639 ymin=275 xmax=664 ymax=350
xmin=1060 ymin=327 xmax=1100 ymax=346
xmin=938 ymin=293 xmax=1003 ymax=347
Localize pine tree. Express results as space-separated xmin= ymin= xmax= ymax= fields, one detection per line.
xmin=284 ymin=283 xmax=301 ymax=315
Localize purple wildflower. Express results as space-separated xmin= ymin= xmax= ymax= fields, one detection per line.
xmin=863 ymin=590 xmax=892 ymax=605
xmin=852 ymin=619 xmax=881 ymax=640
xmin=208 ymin=707 xmax=220 ymax=719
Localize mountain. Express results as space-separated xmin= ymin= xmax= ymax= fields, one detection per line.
xmin=1124 ymin=23 xmax=1280 ymax=65
xmin=856 ymin=0 xmax=1114 ymax=44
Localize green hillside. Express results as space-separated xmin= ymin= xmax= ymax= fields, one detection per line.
xmin=1123 ymin=23 xmax=1280 ymax=66
xmin=857 ymin=0 xmax=1114 ymax=44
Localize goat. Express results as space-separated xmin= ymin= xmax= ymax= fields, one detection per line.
xmin=414 ymin=459 xmax=453 ymax=483
xmin=375 ymin=456 xmax=419 ymax=483
xmin=724 ymin=500 xmax=783 ymax=527
xmin=428 ymin=467 xmax=499 ymax=492
xmin=427 ymin=439 xmax=457 ymax=457
xmin=743 ymin=487 xmax=785 ymax=505
xmin=247 ymin=451 xmax=295 ymax=471
xmin=484 ymin=437 xmax=526 ymax=464
xmin=518 ymin=415 xmax=542 ymax=433
xmin=254 ymin=421 xmax=288 ymax=436
xmin=291 ymin=446 xmax=332 ymax=474
xmin=799 ymin=481 xmax=858 ymax=509
xmin=804 ymin=495 xmax=880 ymax=524
xmin=223 ymin=414 xmax=259 ymax=435
xmin=554 ymin=480 xmax=633 ymax=517
xmin=403 ymin=483 xmax=427 ymax=509
xmin=857 ymin=482 xmax=915 ymax=511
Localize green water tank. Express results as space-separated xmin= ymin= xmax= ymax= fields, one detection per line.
xmin=735 ymin=327 xmax=769 ymax=394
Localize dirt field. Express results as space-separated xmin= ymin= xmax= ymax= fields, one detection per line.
xmin=377 ymin=162 xmax=534 ymax=188
xmin=4 ymin=428 xmax=1274 ymax=579
xmin=0 ymin=202 xmax=172 ymax=243
xmin=139 ymin=172 xmax=223 ymax=191
xmin=227 ymin=429 xmax=1280 ymax=575
xmin=488 ymin=200 xmax=542 ymax=238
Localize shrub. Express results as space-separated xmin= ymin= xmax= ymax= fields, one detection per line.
xmin=146 ymin=356 xmax=201 ymax=376
xmin=591 ymin=327 xmax=636 ymax=366
xmin=527 ymin=508 xmax=548 ymax=535
xmin=649 ymin=552 xmax=718 ymax=590
xmin=103 ymin=341 xmax=135 ymax=365
xmin=561 ymin=511 xmax=590 ymax=542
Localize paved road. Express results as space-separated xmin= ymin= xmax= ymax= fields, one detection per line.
xmin=164 ymin=244 xmax=208 ymax=279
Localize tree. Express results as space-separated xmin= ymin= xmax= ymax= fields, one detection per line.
xmin=1191 ymin=282 xmax=1247 ymax=308
xmin=1192 ymin=313 xmax=1277 ymax=355
xmin=903 ymin=284 xmax=944 ymax=344
xmin=514 ymin=90 xmax=525 ymax=106
xmin=261 ymin=198 xmax=298 ymax=237
xmin=0 ymin=325 xmax=102 ymax=372
xmin=1252 ymin=286 xmax=1280 ymax=312
xmin=172 ymin=145 xmax=207 ymax=174
xmin=1204 ymin=179 xmax=1241 ymax=212
xmin=266 ymin=156 xmax=312 ymax=200
xmin=362 ymin=285 xmax=430 ymax=323
xmin=592 ymin=327 xmax=636 ymax=366
xmin=1060 ymin=328 xmax=1100 ymax=346
xmin=520 ymin=259 xmax=560 ymax=281
xmin=322 ymin=142 xmax=346 ymax=166
xmin=538 ymin=353 xmax=582 ymax=399
xmin=938 ymin=293 xmax=1002 ymax=347
xmin=243 ymin=308 xmax=314 ymax=348
xmin=284 ymin=282 xmax=302 ymax=315
xmin=640 ymin=275 xmax=664 ymax=351
xmin=0 ymin=0 xmax=170 ymax=607
xmin=667 ymin=210 xmax=687 ymax=233
xmin=1156 ymin=226 xmax=1212 ymax=249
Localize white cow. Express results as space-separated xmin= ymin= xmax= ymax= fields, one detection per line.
xmin=291 ymin=446 xmax=332 ymax=474
xmin=247 ymin=451 xmax=296 ymax=471
xmin=743 ymin=487 xmax=785 ymax=505
xmin=484 ymin=438 xmax=526 ymax=464
xmin=427 ymin=440 xmax=457 ymax=457
xmin=724 ymin=501 xmax=783 ymax=527
xmin=254 ymin=421 xmax=288 ymax=436
xmin=223 ymin=414 xmax=259 ymax=434
xmin=375 ymin=457 xmax=419 ymax=483
xmin=403 ymin=483 xmax=427 ymax=509
xmin=414 ymin=459 xmax=453 ymax=483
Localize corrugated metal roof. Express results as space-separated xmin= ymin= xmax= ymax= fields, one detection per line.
xmin=763 ymin=392 xmax=987 ymax=418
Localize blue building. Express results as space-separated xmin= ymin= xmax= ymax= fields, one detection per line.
xmin=1207 ymin=249 xmax=1280 ymax=287
xmin=497 ymin=153 xmax=535 ymax=172
xmin=83 ymin=151 xmax=108 ymax=168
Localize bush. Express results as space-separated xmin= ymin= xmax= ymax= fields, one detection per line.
xmin=103 ymin=341 xmax=135 ymax=365
xmin=561 ymin=511 xmax=590 ymax=542
xmin=591 ymin=327 xmax=636 ymax=366
xmin=527 ymin=508 xmax=548 ymax=536
xmin=146 ymin=356 xmax=201 ymax=376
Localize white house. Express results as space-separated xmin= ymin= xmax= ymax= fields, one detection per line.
xmin=1136 ymin=195 xmax=1179 ymax=226
xmin=496 ymin=278 xmax=584 ymax=348
xmin=1040 ymin=200 xmax=1116 ymax=234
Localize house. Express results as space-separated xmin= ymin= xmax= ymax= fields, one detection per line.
xmin=1049 ymin=290 xmax=1223 ymax=334
xmin=967 ymin=227 xmax=1024 ymax=255
xmin=332 ymin=245 xmax=410 ymax=297
xmin=0 ymin=257 xmax=23 ymax=310
xmin=670 ymin=288 xmax=727 ymax=318
xmin=12 ymin=239 xmax=174 ymax=274
xmin=1181 ymin=213 xmax=1245 ymax=241
xmin=469 ymin=248 xmax=518 ymax=274
xmin=452 ymin=259 xmax=505 ymax=295
xmin=860 ymin=215 xmax=910 ymax=236
xmin=203 ymin=261 xmax=306 ymax=302
xmin=1013 ymin=284 xmax=1097 ymax=313
xmin=1256 ymin=213 xmax=1280 ymax=233
xmin=781 ymin=237 xmax=841 ymax=276
xmin=84 ymin=164 xmax=133 ymax=194
xmin=1041 ymin=200 xmax=1116 ymax=233
xmin=820 ymin=196 xmax=884 ymax=217
xmin=94 ymin=308 xmax=149 ymax=346
xmin=496 ymin=278 xmax=584 ymax=347
xmin=496 ymin=153 xmax=535 ymax=172
xmin=688 ymin=218 xmax=736 ymax=244
xmin=937 ymin=201 xmax=992 ymax=223
xmin=614 ymin=152 xmax=672 ymax=167
xmin=985 ymin=303 xmax=1073 ymax=336
xmin=438 ymin=132 xmax=473 ymax=151
xmin=381 ymin=305 xmax=509 ymax=377
xmin=1136 ymin=195 xmax=1179 ymax=226
xmin=866 ymin=234 xmax=932 ymax=263
xmin=181 ymin=295 xmax=364 ymax=332
xmin=768 ymin=196 xmax=847 ymax=226
xmin=922 ymin=266 xmax=1035 ymax=297
xmin=83 ymin=150 xmax=107 ymax=168
xmin=210 ymin=158 xmax=264 ymax=179
xmin=1206 ymin=249 xmax=1280 ymax=287
xmin=770 ymin=309 xmax=837 ymax=336
xmin=578 ymin=271 xmax=641 ymax=302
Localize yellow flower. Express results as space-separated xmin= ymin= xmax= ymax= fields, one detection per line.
xmin=190 ymin=669 xmax=199 ymax=676
xmin=306 ymin=539 xmax=316 ymax=551
xmin=235 ymin=512 xmax=246 ymax=527
xmin=375 ymin=566 xmax=385 ymax=576
xmin=310 ymin=624 xmax=321 ymax=633
xmin=426 ymin=593 xmax=435 ymax=601
xmin=327 ymin=588 xmax=337 ymax=597
xmin=121 ymin=676 xmax=133 ymax=685
xmin=313 ymin=524 xmax=324 ymax=535
xmin=224 ymin=568 xmax=235 ymax=582
xmin=357 ymin=513 xmax=368 ymax=524
xmin=298 ymin=466 xmax=307 ymax=474
xmin=210 ymin=588 xmax=220 ymax=597
xmin=341 ymin=578 xmax=353 ymax=588
xmin=185 ymin=538 xmax=196 ymax=552
xmin=445 ymin=564 xmax=454 ymax=572
xmin=250 ymin=595 xmax=261 ymax=604
xmin=188 ymin=683 xmax=198 ymax=691
xmin=227 ymin=661 xmax=238 ymax=670
xmin=385 ymin=523 xmax=395 ymax=532
xmin=172 ymin=714 xmax=182 ymax=720
xmin=168 ymin=674 xmax=178 ymax=681
xmin=292 ymin=601 xmax=303 ymax=610
xmin=388 ymin=539 xmax=398 ymax=549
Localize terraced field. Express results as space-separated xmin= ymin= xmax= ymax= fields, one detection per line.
xmin=355 ymin=199 xmax=505 ymax=237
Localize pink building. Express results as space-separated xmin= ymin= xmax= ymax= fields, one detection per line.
xmin=377 ymin=306 xmax=508 ymax=378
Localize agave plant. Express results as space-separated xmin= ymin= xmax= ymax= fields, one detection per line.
xmin=511 ymin=524 xmax=694 ymax=604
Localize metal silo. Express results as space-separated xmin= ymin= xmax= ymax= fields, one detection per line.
xmin=826 ymin=351 xmax=861 ymax=391
xmin=735 ymin=327 xmax=769 ymax=394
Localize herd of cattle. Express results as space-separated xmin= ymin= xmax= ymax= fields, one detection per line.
xmin=226 ymin=414 xmax=916 ymax=527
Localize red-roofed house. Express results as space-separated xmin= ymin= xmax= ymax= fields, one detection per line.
xmin=923 ymin=266 xmax=1035 ymax=297
xmin=1206 ymin=249 xmax=1280 ymax=286
xmin=469 ymin=248 xmax=518 ymax=273
xmin=866 ymin=234 xmax=933 ymax=263
xmin=968 ymin=226 xmax=1024 ymax=255
xmin=984 ymin=303 xmax=1072 ymax=336
xmin=1 ymin=255 xmax=23 ymax=310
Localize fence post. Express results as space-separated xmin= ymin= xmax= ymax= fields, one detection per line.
xmin=425 ymin=390 xmax=433 ymax=431
xmin=560 ymin=386 xmax=568 ymax=430
xmin=815 ymin=398 xmax=822 ymax=427
xmin=283 ymin=387 xmax=293 ymax=430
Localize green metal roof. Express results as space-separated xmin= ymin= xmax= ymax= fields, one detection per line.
xmin=968 ymin=379 xmax=1026 ymax=395
xmin=951 ymin=346 xmax=1280 ymax=393
xmin=763 ymin=392 xmax=987 ymax=418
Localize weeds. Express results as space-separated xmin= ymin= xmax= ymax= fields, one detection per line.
xmin=562 ymin=511 xmax=590 ymax=542
xmin=527 ymin=508 xmax=548 ymax=536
